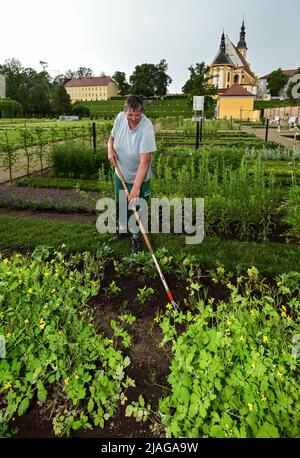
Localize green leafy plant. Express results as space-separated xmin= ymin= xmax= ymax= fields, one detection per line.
xmin=125 ymin=395 xmax=151 ymax=423
xmin=137 ymin=286 xmax=155 ymax=304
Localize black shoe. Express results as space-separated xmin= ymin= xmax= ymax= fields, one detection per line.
xmin=131 ymin=236 xmax=142 ymax=254
xmin=108 ymin=232 xmax=129 ymax=243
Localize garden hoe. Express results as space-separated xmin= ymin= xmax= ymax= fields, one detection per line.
xmin=114 ymin=162 xmax=178 ymax=309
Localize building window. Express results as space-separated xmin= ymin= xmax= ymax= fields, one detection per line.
xmin=234 ymin=75 xmax=239 ymax=85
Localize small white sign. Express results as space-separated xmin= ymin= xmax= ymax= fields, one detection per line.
xmin=193 ymin=96 xmax=204 ymax=112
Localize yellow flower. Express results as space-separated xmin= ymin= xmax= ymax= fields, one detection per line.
xmin=281 ymin=310 xmax=287 ymax=318
xmin=286 ymin=316 xmax=292 ymax=321
xmin=74 ymin=374 xmax=79 ymax=380
xmin=3 ymin=259 xmax=9 ymax=264
xmin=250 ymin=309 xmax=256 ymax=316
xmin=247 ymin=403 xmax=253 ymax=411
xmin=261 ymin=393 xmax=266 ymax=401
xmin=51 ymin=288 xmax=56 ymax=293
xmin=6 ymin=332 xmax=11 ymax=338
xmin=38 ymin=319 xmax=46 ymax=330
xmin=15 ymin=253 xmax=22 ymax=258
xmin=251 ymin=362 xmax=256 ymax=369
xmin=43 ymin=272 xmax=49 ymax=277
xmin=263 ymin=335 xmax=268 ymax=343
xmin=64 ymin=377 xmax=69 ymax=385
xmin=28 ymin=288 xmax=33 ymax=294
xmin=276 ymin=371 xmax=283 ymax=378
xmin=50 ymin=259 xmax=55 ymax=264
xmin=24 ymin=319 xmax=29 ymax=325
xmin=108 ymin=339 xmax=114 ymax=345
xmin=154 ymin=314 xmax=162 ymax=323
xmin=282 ymin=305 xmax=287 ymax=311
xmin=193 ymin=316 xmax=197 ymax=322
xmin=166 ymin=303 xmax=172 ymax=310
xmin=3 ymin=382 xmax=12 ymax=390
xmin=240 ymin=335 xmax=245 ymax=343
xmin=6 ymin=271 xmax=12 ymax=276
xmin=120 ymin=393 xmax=128 ymax=405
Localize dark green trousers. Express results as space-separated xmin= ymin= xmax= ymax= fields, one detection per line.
xmin=114 ymin=173 xmax=150 ymax=235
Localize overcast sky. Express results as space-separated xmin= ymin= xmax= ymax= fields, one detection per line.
xmin=1 ymin=0 xmax=299 ymax=92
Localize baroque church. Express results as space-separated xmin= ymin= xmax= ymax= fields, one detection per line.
xmin=210 ymin=21 xmax=258 ymax=95
xmin=208 ymin=21 xmax=260 ymax=121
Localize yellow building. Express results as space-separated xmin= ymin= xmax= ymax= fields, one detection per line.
xmin=217 ymin=84 xmax=260 ymax=121
xmin=65 ymin=76 xmax=118 ymax=102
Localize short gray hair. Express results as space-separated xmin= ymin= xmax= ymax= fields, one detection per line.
xmin=124 ymin=95 xmax=144 ymax=112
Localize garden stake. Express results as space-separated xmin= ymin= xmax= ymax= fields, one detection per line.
xmin=114 ymin=161 xmax=178 ymax=309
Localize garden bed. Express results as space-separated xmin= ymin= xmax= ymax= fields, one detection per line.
xmin=2 ymin=250 xmax=299 ymax=438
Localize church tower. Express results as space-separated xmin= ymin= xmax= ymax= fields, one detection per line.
xmin=237 ymin=20 xmax=248 ymax=60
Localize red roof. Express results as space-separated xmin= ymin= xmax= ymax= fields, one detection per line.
xmin=65 ymin=76 xmax=112 ymax=87
xmin=220 ymin=84 xmax=255 ymax=97
xmin=260 ymin=69 xmax=298 ymax=80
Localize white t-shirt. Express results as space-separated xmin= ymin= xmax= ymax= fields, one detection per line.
xmin=111 ymin=112 xmax=157 ymax=183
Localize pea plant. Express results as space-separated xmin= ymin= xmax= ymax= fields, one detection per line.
xmin=0 ymin=248 xmax=134 ymax=437
xmin=157 ymin=269 xmax=300 ymax=438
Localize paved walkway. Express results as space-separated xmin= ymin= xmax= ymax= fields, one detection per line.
xmin=241 ymin=125 xmax=300 ymax=150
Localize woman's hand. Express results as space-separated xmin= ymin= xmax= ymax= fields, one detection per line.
xmin=128 ymin=185 xmax=140 ymax=206
xmin=108 ymin=147 xmax=117 ymax=166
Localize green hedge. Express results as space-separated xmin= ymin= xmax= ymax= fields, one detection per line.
xmin=0 ymin=98 xmax=23 ymax=118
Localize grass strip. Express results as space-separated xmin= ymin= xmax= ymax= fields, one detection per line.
xmin=0 ymin=215 xmax=299 ymax=274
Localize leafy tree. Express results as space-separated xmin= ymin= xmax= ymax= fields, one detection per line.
xmin=130 ymin=63 xmax=157 ymax=97
xmin=129 ymin=60 xmax=172 ymax=97
xmin=0 ymin=58 xmax=27 ymax=101
xmin=51 ymin=85 xmax=72 ymax=115
xmin=76 ymin=67 xmax=94 ymax=78
xmin=287 ymin=67 xmax=300 ymax=99
xmin=267 ymin=69 xmax=289 ymax=96
xmin=182 ymin=62 xmax=217 ymax=116
xmin=155 ymin=59 xmax=173 ymax=97
xmin=30 ymin=79 xmax=51 ymax=116
xmin=112 ymin=71 xmax=130 ymax=96
xmin=182 ymin=62 xmax=216 ymax=97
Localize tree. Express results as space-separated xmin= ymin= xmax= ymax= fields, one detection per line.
xmin=182 ymin=62 xmax=217 ymax=117
xmin=51 ymin=85 xmax=72 ymax=115
xmin=182 ymin=62 xmax=216 ymax=96
xmin=129 ymin=60 xmax=172 ymax=97
xmin=0 ymin=58 xmax=26 ymax=101
xmin=155 ymin=59 xmax=172 ymax=97
xmin=112 ymin=71 xmax=130 ymax=96
xmin=30 ymin=80 xmax=51 ymax=116
xmin=267 ymin=69 xmax=288 ymax=96
xmin=76 ymin=67 xmax=94 ymax=78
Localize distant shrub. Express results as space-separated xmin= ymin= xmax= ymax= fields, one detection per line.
xmin=50 ymin=143 xmax=110 ymax=178
xmin=0 ymin=98 xmax=23 ymax=118
xmin=72 ymin=104 xmax=90 ymax=118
